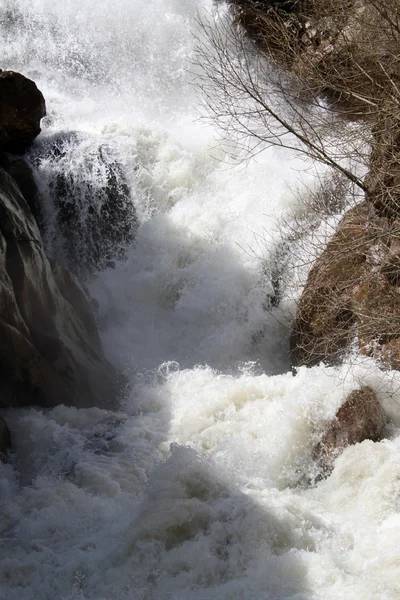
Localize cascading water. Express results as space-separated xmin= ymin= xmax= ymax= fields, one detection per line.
xmin=1 ymin=1 xmax=400 ymax=599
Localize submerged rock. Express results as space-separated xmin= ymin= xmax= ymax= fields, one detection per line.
xmin=0 ymin=167 xmax=125 ymax=409
xmin=0 ymin=70 xmax=46 ymax=153
xmin=314 ymin=386 xmax=384 ymax=476
xmin=0 ymin=416 xmax=11 ymax=463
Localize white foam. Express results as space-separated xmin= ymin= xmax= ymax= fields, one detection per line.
xmin=2 ymin=362 xmax=400 ymax=599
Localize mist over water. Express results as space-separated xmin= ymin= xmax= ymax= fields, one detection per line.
xmin=1 ymin=1 xmax=400 ymax=599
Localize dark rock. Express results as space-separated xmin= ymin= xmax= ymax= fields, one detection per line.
xmin=314 ymin=386 xmax=384 ymax=476
xmin=0 ymin=70 xmax=46 ymax=153
xmin=50 ymin=260 xmax=101 ymax=346
xmin=0 ymin=155 xmax=42 ymax=224
xmin=31 ymin=133 xmax=138 ymax=278
xmin=0 ymin=417 xmax=11 ymax=463
xmin=0 ymin=167 xmax=125 ymax=409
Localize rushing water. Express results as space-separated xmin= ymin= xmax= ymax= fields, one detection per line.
xmin=1 ymin=1 xmax=400 ymax=599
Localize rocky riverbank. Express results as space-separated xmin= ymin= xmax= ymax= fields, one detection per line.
xmin=220 ymin=0 xmax=400 ymax=461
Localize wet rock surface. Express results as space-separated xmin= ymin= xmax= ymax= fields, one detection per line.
xmin=0 ymin=167 xmax=125 ymax=409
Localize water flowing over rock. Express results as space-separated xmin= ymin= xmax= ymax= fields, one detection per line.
xmin=0 ymin=167 xmax=124 ymax=409
xmin=32 ymin=134 xmax=138 ymax=278
xmin=0 ymin=70 xmax=46 ymax=153
xmin=314 ymin=386 xmax=384 ymax=476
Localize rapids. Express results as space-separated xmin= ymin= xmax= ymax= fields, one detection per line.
xmin=1 ymin=1 xmax=400 ymax=599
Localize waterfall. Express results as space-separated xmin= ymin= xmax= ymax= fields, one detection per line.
xmin=0 ymin=1 xmax=400 ymax=599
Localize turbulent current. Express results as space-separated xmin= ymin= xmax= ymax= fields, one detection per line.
xmin=1 ymin=1 xmax=400 ymax=599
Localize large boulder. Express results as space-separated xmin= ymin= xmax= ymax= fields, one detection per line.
xmin=0 ymin=70 xmax=46 ymax=153
xmin=314 ymin=386 xmax=384 ymax=476
xmin=0 ymin=167 xmax=124 ymax=409
xmin=31 ymin=134 xmax=138 ymax=278
xmin=290 ymin=201 xmax=400 ymax=369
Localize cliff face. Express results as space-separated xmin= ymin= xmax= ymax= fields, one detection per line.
xmin=0 ymin=168 xmax=124 ymax=409
xmin=0 ymin=71 xmax=126 ymax=412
